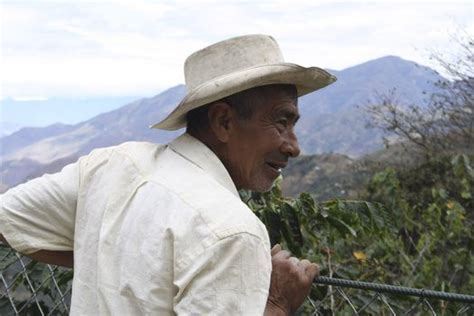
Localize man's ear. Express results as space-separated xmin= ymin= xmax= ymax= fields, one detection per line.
xmin=208 ymin=101 xmax=235 ymax=143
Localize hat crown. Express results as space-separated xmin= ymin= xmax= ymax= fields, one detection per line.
xmin=184 ymin=34 xmax=285 ymax=91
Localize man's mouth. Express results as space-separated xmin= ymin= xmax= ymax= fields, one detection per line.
xmin=266 ymin=162 xmax=287 ymax=173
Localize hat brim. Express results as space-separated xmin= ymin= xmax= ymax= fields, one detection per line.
xmin=151 ymin=63 xmax=337 ymax=130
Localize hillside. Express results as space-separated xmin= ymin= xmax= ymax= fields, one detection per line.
xmin=282 ymin=135 xmax=474 ymax=200
xmin=0 ymin=56 xmax=445 ymax=190
xmin=296 ymin=56 xmax=441 ymax=156
xmin=281 ymin=153 xmax=381 ymax=200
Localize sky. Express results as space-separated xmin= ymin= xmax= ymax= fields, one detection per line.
xmin=1 ymin=0 xmax=473 ymax=101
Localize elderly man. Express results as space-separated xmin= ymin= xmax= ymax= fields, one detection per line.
xmin=0 ymin=35 xmax=336 ymax=315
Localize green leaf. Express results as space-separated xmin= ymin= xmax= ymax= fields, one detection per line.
xmin=264 ymin=210 xmax=282 ymax=246
xmin=279 ymin=219 xmax=302 ymax=257
xmin=461 ymin=191 xmax=472 ymax=199
xmin=281 ymin=202 xmax=304 ymax=246
xmin=327 ymin=216 xmax=358 ymax=237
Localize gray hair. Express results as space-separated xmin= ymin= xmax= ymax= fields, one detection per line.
xmin=186 ymin=84 xmax=297 ymax=133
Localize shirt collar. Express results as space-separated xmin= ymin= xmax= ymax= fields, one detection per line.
xmin=168 ymin=133 xmax=239 ymax=197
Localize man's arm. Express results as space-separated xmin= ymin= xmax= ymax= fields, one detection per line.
xmin=0 ymin=159 xmax=81 ymax=267
xmin=0 ymin=233 xmax=74 ymax=268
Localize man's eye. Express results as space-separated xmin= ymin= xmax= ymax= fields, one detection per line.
xmin=277 ymin=118 xmax=288 ymax=126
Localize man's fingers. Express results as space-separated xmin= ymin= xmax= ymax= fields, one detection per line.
xmin=271 ymin=243 xmax=292 ymax=259
xmin=289 ymin=257 xmax=299 ymax=266
xmin=305 ymin=263 xmax=319 ymax=279
xmin=273 ymin=249 xmax=292 ymax=260
xmin=271 ymin=245 xmax=319 ymax=279
xmin=297 ymin=259 xmax=319 ymax=278
xmin=271 ymin=244 xmax=281 ymax=256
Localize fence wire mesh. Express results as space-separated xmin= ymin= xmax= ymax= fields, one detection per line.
xmin=1 ymin=244 xmax=473 ymax=315
xmin=309 ymin=277 xmax=474 ymax=315
xmin=0 ymin=246 xmax=72 ymax=315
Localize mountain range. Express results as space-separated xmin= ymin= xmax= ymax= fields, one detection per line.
xmin=0 ymin=96 xmax=138 ymax=135
xmin=0 ymin=55 xmax=444 ymax=191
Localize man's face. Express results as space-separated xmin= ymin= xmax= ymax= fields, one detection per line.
xmin=225 ymin=90 xmax=301 ymax=192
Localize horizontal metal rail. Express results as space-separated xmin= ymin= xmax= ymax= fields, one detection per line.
xmin=314 ymin=276 xmax=474 ymax=304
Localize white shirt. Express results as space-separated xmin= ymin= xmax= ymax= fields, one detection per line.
xmin=0 ymin=133 xmax=272 ymax=315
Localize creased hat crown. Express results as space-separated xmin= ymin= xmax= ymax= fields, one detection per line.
xmin=184 ymin=35 xmax=284 ymax=91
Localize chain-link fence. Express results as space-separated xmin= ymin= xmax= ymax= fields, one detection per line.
xmin=1 ymin=244 xmax=473 ymax=315
xmin=0 ymin=246 xmax=72 ymax=315
xmin=310 ymin=277 xmax=474 ymax=315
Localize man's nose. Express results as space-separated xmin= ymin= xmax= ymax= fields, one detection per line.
xmin=282 ymin=131 xmax=301 ymax=158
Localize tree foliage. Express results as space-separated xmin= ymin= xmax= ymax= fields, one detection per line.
xmin=243 ymin=153 xmax=473 ymax=314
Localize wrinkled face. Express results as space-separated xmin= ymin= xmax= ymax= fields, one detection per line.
xmin=225 ymin=91 xmax=301 ymax=192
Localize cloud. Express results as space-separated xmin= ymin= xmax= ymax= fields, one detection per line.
xmin=11 ymin=96 xmax=48 ymax=101
xmin=1 ymin=1 xmax=472 ymax=98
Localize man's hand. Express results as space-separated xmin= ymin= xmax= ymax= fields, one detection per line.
xmin=264 ymin=244 xmax=319 ymax=315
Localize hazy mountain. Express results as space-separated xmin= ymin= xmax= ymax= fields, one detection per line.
xmin=1 ymin=87 xmax=185 ymax=189
xmin=2 ymin=123 xmax=75 ymax=156
xmin=296 ymin=55 xmax=441 ymax=156
xmin=0 ymin=121 xmax=23 ymax=136
xmin=0 ymin=96 xmax=138 ymax=132
xmin=0 ymin=56 xmax=445 ymax=190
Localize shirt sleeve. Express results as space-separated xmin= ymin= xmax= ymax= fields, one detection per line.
xmin=0 ymin=158 xmax=82 ymax=254
xmin=174 ymin=232 xmax=272 ymax=315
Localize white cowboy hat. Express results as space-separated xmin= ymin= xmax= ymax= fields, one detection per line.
xmin=152 ymin=34 xmax=337 ymax=130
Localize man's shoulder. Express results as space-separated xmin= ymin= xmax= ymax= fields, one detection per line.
xmin=136 ymin=137 xmax=268 ymax=242
xmin=80 ymin=141 xmax=166 ymax=174
xmin=84 ymin=139 xmax=268 ymax=242
xmin=91 ymin=141 xmax=164 ymax=159
xmin=142 ymin=178 xmax=270 ymax=271
xmin=148 ymin=168 xmax=267 ymax=242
